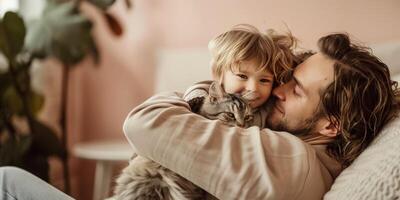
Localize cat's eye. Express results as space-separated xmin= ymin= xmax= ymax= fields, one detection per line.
xmin=210 ymin=96 xmax=217 ymax=103
xmin=225 ymin=113 xmax=235 ymax=119
xmin=244 ymin=115 xmax=253 ymax=122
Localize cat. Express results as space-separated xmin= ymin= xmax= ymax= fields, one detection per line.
xmin=109 ymin=82 xmax=254 ymax=200
xmin=187 ymin=81 xmax=254 ymax=128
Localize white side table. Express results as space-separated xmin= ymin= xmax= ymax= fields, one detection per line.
xmin=72 ymin=140 xmax=133 ymax=200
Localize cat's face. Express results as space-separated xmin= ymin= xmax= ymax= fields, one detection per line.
xmin=199 ymin=82 xmax=254 ymax=128
xmin=208 ymin=95 xmax=254 ymax=128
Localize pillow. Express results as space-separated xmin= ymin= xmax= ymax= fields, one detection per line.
xmin=324 ymin=116 xmax=400 ymax=199
xmin=371 ymin=41 xmax=400 ymax=75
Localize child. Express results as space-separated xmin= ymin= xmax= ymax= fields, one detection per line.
xmin=184 ymin=24 xmax=298 ymax=128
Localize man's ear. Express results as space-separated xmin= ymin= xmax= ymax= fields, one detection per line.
xmin=317 ymin=118 xmax=340 ymax=137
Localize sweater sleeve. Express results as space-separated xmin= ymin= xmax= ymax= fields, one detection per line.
xmin=123 ymin=93 xmax=335 ymax=200
xmin=182 ymin=80 xmax=213 ymax=101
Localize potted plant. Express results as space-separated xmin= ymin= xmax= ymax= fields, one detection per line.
xmin=0 ymin=0 xmax=129 ymax=193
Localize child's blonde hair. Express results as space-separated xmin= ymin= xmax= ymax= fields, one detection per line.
xmin=208 ymin=24 xmax=297 ymax=84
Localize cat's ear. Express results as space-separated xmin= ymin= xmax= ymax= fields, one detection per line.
xmin=209 ymin=82 xmax=227 ymax=102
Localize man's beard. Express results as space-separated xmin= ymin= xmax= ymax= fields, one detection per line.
xmin=266 ymin=97 xmax=322 ymax=136
xmin=273 ymin=117 xmax=316 ymax=136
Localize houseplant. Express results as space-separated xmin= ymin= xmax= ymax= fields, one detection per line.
xmin=0 ymin=0 xmax=129 ymax=193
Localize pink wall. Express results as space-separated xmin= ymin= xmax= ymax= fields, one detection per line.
xmin=67 ymin=0 xmax=400 ymax=199
xmin=153 ymin=0 xmax=400 ymax=49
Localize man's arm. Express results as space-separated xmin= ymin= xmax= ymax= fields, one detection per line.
xmin=123 ymin=93 xmax=331 ymax=200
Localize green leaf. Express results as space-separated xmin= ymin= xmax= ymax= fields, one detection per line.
xmin=1 ymin=86 xmax=23 ymax=115
xmin=25 ymin=1 xmax=98 ymax=66
xmin=0 ymin=138 xmax=21 ymax=166
xmin=0 ymin=117 xmax=4 ymax=132
xmin=19 ymin=134 xmax=32 ymax=153
xmin=0 ymin=135 xmax=32 ymax=166
xmin=0 ymin=134 xmax=50 ymax=182
xmin=0 ymin=12 xmax=26 ymax=60
xmin=0 ymin=27 xmax=5 ymax=59
xmin=88 ymin=0 xmax=116 ymax=10
xmin=0 ymin=69 xmax=44 ymax=116
xmin=28 ymin=91 xmax=44 ymax=116
xmin=0 ymin=70 xmax=43 ymax=116
xmin=30 ymin=119 xmax=65 ymax=158
xmin=0 ymin=71 xmax=12 ymax=95
xmin=0 ymin=53 xmax=7 ymax=71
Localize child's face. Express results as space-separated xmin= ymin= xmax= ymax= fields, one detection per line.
xmin=222 ymin=59 xmax=274 ymax=108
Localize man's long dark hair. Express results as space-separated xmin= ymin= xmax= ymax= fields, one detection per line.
xmin=318 ymin=33 xmax=400 ymax=167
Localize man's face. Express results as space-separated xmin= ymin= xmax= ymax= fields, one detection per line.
xmin=266 ymin=53 xmax=335 ymax=135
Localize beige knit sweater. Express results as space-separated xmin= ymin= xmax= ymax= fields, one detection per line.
xmin=324 ymin=116 xmax=400 ymax=199
xmin=123 ymin=92 xmax=342 ymax=200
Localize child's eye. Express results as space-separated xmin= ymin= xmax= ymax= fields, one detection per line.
xmin=236 ymin=74 xmax=248 ymax=80
xmin=260 ymin=78 xmax=272 ymax=83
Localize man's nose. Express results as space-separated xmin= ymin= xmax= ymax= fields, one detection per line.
xmin=273 ymin=84 xmax=286 ymax=101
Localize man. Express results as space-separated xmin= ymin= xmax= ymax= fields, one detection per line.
xmin=123 ymin=33 xmax=399 ymax=199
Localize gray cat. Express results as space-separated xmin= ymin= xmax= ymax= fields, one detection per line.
xmin=109 ymin=82 xmax=254 ymax=200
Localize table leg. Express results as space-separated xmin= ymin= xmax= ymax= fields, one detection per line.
xmin=93 ymin=161 xmax=112 ymax=200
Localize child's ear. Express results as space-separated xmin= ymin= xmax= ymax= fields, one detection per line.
xmin=209 ymin=82 xmax=226 ymax=102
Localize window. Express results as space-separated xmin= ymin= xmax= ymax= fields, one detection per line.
xmin=0 ymin=0 xmax=19 ymax=17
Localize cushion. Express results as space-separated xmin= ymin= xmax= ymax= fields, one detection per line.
xmin=324 ymin=115 xmax=400 ymax=199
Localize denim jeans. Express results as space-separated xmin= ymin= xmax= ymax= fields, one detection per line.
xmin=0 ymin=166 xmax=74 ymax=200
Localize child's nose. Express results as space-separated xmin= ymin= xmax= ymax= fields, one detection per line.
xmin=246 ymin=81 xmax=259 ymax=92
